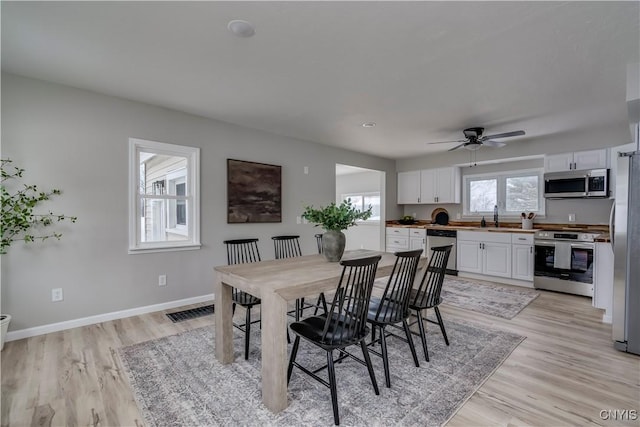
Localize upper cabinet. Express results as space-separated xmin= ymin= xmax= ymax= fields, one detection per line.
xmin=397 ymin=167 xmax=461 ymax=204
xmin=397 ymin=170 xmax=421 ymax=204
xmin=544 ymin=148 xmax=608 ymax=172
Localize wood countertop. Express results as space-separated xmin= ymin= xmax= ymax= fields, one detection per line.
xmin=386 ymin=220 xmax=609 ymax=236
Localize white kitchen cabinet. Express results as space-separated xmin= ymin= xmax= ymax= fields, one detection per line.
xmin=457 ymin=231 xmax=512 ymax=279
xmin=397 ymin=170 xmax=421 ymax=204
xmin=511 ymin=234 xmax=534 ymax=281
xmin=386 ymin=227 xmax=409 ymax=252
xmin=544 ymin=148 xmax=608 ymax=172
xmin=397 ymin=167 xmax=461 ymax=204
xmin=409 ymin=228 xmax=427 ymax=255
xmin=594 ymin=241 xmax=614 ymax=323
xmin=419 ymin=167 xmax=461 ymax=204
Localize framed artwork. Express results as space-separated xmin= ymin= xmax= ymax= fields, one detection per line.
xmin=227 ymin=159 xmax=282 ymax=223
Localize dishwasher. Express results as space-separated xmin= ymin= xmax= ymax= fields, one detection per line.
xmin=426 ymin=229 xmax=457 ymax=275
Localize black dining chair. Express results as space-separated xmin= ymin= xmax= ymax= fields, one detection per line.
xmin=223 ymin=238 xmax=262 ymax=360
xmin=315 ymin=233 xmax=324 ymax=254
xmin=272 ymin=235 xmax=327 ymax=319
xmin=287 ymin=255 xmax=382 ymax=426
xmin=408 ymin=244 xmax=452 ymax=362
xmin=366 ymin=249 xmax=423 ymax=388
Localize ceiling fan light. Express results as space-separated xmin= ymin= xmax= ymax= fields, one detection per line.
xmin=227 ymin=20 xmax=255 ymax=37
xmin=464 ymin=143 xmax=482 ymax=151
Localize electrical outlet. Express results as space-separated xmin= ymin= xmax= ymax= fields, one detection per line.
xmin=158 ymin=275 xmax=167 ymax=286
xmin=568 ymin=213 xmax=576 ymax=222
xmin=51 ymin=288 xmax=63 ymax=302
xmin=296 ymin=216 xmax=301 ymax=224
xmin=304 ymin=166 xmax=309 ymax=175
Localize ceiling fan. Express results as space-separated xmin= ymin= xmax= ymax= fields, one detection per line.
xmin=428 ymin=127 xmax=525 ymax=151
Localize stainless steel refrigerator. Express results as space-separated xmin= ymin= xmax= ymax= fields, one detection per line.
xmin=612 ymin=149 xmax=640 ymax=355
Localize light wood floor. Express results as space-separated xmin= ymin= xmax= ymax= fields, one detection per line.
xmin=1 ymin=287 xmax=639 ymax=426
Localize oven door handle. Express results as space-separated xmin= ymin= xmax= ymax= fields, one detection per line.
xmin=534 ymin=241 xmax=556 ymax=247
xmin=569 ymin=243 xmax=595 ymax=250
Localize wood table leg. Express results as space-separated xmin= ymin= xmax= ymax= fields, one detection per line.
xmin=214 ymin=273 xmax=234 ymax=364
xmin=260 ymin=291 xmax=289 ymax=412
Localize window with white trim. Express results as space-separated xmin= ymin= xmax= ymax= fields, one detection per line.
xmin=129 ymin=138 xmax=200 ymax=253
xmin=341 ymin=192 xmax=381 ymax=221
xmin=463 ymin=169 xmax=545 ymax=217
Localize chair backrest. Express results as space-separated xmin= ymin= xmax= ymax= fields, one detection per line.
xmin=223 ymin=238 xmax=261 ymax=265
xmin=315 ymin=233 xmax=323 ymax=254
xmin=321 ymin=255 xmax=382 ymax=345
xmin=372 ymin=249 xmax=423 ymax=323
xmin=411 ymin=245 xmax=452 ymax=308
xmin=272 ymin=235 xmax=302 ymax=259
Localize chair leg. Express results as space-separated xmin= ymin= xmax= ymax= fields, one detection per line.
xmin=403 ymin=320 xmax=420 ymax=368
xmin=434 ymin=306 xmax=449 ymax=346
xmin=326 ymin=350 xmax=340 ymax=425
xmin=244 ymin=306 xmax=251 ymax=360
xmin=379 ymin=326 xmax=391 ymax=388
xmin=287 ymin=336 xmax=300 ymax=384
xmin=360 ymin=340 xmax=380 ymax=395
xmin=313 ymin=293 xmax=328 ymax=315
xmin=295 ymin=299 xmax=301 ymax=321
xmin=415 ymin=309 xmax=430 ymax=362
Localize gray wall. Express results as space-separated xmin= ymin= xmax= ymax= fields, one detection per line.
xmin=1 ymin=73 xmax=400 ymax=331
xmin=397 ymin=129 xmax=627 ymax=225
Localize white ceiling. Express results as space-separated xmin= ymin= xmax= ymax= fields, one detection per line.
xmin=2 ymin=1 xmax=638 ymax=159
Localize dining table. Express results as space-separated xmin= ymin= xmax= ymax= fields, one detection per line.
xmin=214 ymin=249 xmax=399 ymax=413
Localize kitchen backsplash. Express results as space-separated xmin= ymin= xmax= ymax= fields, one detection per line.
xmin=403 ymin=197 xmax=614 ymax=225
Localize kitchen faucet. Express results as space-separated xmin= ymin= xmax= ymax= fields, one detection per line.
xmin=494 ymin=205 xmax=499 ymax=228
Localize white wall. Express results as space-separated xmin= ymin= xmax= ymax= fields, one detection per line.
xmin=1 ymin=73 xmax=401 ymax=332
xmin=335 ymin=169 xmax=384 ymax=251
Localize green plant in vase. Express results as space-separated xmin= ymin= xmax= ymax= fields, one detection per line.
xmin=302 ymin=199 xmax=372 ymax=261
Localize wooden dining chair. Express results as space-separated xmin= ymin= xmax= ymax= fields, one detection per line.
xmin=287 ymin=255 xmax=382 ymax=426
xmin=366 ymin=249 xmax=423 ymax=388
xmin=223 ymin=238 xmax=262 ymax=360
xmin=408 ymin=244 xmax=452 ymax=362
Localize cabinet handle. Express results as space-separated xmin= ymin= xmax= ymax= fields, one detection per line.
xmin=518 ymin=237 xmax=526 ymax=241
xmin=418 ymin=197 xmax=420 ymax=203
xmin=530 ymin=246 xmax=533 ymax=254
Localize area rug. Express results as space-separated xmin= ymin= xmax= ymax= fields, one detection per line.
xmin=440 ymin=277 xmax=539 ymax=319
xmin=118 ymin=320 xmax=524 ymax=427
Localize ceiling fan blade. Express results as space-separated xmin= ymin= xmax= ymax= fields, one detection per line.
xmin=447 ymin=143 xmax=467 ymax=151
xmin=427 ymin=139 xmax=467 ymax=145
xmin=482 ymin=130 xmax=525 ymax=140
xmin=482 ymin=140 xmax=507 ymax=148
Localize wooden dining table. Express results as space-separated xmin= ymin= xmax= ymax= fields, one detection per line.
xmin=213 ymin=249 xmax=398 ymax=413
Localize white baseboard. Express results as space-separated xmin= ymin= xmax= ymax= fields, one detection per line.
xmin=5 ymin=293 xmax=215 ymax=342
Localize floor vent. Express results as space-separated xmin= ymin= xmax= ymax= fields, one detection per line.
xmin=166 ymin=304 xmax=214 ymax=323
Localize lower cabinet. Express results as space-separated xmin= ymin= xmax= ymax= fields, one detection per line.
xmin=458 ymin=231 xmax=534 ymax=283
xmin=457 ymin=231 xmax=512 ymax=279
xmin=386 ymin=227 xmax=427 ymax=256
xmin=511 ymin=234 xmax=534 ymax=281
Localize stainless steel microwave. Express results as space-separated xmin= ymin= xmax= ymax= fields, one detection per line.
xmin=543 ymin=168 xmax=609 ymax=198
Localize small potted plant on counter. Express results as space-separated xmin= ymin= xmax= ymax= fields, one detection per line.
xmin=302 ymin=199 xmax=372 ymax=261
xmin=1 ymin=158 xmax=77 ymax=350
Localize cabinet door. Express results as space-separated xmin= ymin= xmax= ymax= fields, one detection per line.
xmin=457 ymin=240 xmax=483 ymax=274
xmin=410 ymin=237 xmax=426 ymax=254
xmin=435 ymin=168 xmax=454 ymax=203
xmin=398 ymin=171 xmax=421 ymax=204
xmin=544 ymin=153 xmax=574 ymax=172
xmin=512 ymin=244 xmax=534 ymax=281
xmin=419 ymin=169 xmax=437 ymax=204
xmin=574 ymin=149 xmax=607 ymax=170
xmin=483 ymin=242 xmax=512 ymax=278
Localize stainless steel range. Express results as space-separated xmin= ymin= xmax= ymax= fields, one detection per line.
xmin=534 ymin=230 xmax=599 ymax=297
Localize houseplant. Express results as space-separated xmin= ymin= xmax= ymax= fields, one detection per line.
xmin=302 ymin=199 xmax=372 ymax=261
xmin=1 ymin=158 xmax=77 ymax=350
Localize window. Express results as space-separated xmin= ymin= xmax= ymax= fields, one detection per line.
xmin=463 ymin=169 xmax=544 ymax=217
xmin=341 ymin=192 xmax=381 ymax=221
xmin=129 ymin=138 xmax=200 ymax=253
